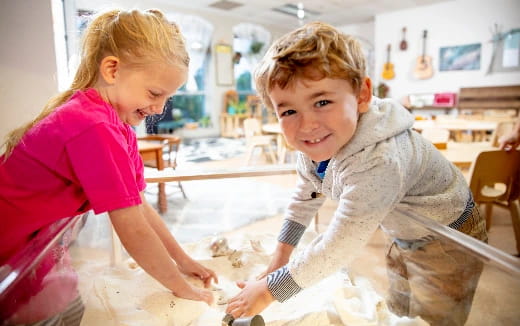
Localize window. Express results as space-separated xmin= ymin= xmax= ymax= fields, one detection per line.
xmin=161 ymin=14 xmax=213 ymax=132
xmin=232 ymin=23 xmax=271 ymax=102
xmin=59 ymin=5 xmax=214 ymax=133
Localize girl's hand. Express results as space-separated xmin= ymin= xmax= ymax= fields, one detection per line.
xmin=177 ymin=257 xmax=218 ymax=288
xmin=173 ymin=284 xmax=214 ymax=306
xmin=225 ymin=279 xmax=274 ymax=318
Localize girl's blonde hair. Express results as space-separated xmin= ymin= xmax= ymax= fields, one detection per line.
xmin=254 ymin=22 xmax=366 ymax=111
xmin=3 ymin=8 xmax=189 ymax=157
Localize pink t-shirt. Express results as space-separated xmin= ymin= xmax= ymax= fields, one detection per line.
xmin=0 ymin=88 xmax=146 ymax=264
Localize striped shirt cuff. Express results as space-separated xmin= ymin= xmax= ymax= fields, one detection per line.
xmin=266 ymin=266 xmax=302 ymax=302
xmin=448 ymin=193 xmax=474 ymax=230
xmin=278 ymin=220 xmax=306 ymax=246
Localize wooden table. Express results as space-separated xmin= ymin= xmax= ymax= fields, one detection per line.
xmin=138 ymin=140 xmax=167 ymax=213
xmin=413 ymin=119 xmax=498 ymax=142
xmin=438 ymin=141 xmax=495 ymax=169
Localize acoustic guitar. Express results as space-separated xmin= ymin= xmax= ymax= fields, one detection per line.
xmin=413 ymin=30 xmax=433 ymax=79
xmin=400 ymin=27 xmax=408 ymax=50
xmin=381 ymin=44 xmax=395 ymax=80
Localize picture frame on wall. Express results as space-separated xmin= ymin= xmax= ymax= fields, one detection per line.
xmin=439 ymin=43 xmax=481 ymax=71
xmin=215 ymin=43 xmax=234 ymax=86
xmin=489 ymin=28 xmax=520 ymax=73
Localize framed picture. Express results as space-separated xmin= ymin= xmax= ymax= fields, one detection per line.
xmin=215 ymin=43 xmax=234 ymax=86
xmin=439 ymin=43 xmax=481 ymax=71
xmin=489 ymin=28 xmax=520 ymax=73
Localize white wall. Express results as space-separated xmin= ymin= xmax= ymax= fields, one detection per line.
xmin=0 ymin=0 xmax=58 ymax=148
xmin=374 ymin=0 xmax=520 ymax=102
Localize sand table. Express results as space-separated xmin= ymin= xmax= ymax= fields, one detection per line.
xmin=79 ymin=232 xmax=428 ymax=326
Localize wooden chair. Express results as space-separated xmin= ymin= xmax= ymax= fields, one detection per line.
xmin=468 ymin=150 xmax=520 ymax=254
xmin=138 ymin=134 xmax=187 ymax=199
xmin=421 ymin=127 xmax=450 ymax=149
xmin=243 ymin=118 xmax=277 ymax=165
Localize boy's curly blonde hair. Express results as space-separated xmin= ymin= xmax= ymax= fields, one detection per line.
xmin=254 ymin=22 xmax=366 ymax=111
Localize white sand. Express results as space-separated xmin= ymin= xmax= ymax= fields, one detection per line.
xmin=78 ymin=232 xmax=428 ymax=326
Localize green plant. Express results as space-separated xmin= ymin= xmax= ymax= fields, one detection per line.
xmin=198 ymin=115 xmax=211 ymax=128
xmin=249 ymin=41 xmax=264 ymax=55
xmin=229 ymin=99 xmax=248 ymax=115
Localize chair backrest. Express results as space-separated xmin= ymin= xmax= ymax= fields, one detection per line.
xmin=469 ymin=150 xmax=520 ymax=204
xmin=243 ymin=118 xmax=262 ymax=139
xmin=490 ymin=120 xmax=516 ymax=147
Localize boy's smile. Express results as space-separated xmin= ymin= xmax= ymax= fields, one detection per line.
xmin=269 ymin=77 xmax=371 ymax=162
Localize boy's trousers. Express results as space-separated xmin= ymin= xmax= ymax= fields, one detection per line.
xmin=384 ymin=204 xmax=487 ymax=326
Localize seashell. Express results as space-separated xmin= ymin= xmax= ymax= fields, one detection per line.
xmin=210 ymin=236 xmax=233 ymax=257
xmin=228 ymin=250 xmax=243 ymax=268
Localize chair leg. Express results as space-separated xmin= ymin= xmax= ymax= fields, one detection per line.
xmin=508 ymin=200 xmax=520 ymax=255
xmin=278 ymin=146 xmax=287 ymax=164
xmin=485 ymin=203 xmax=493 ymax=231
xmin=178 ymin=181 xmax=187 ymax=199
xmin=245 ymin=145 xmax=254 ymax=165
xmin=266 ymin=144 xmax=277 ymax=164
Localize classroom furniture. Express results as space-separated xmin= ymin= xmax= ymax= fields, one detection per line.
xmin=468 ymin=150 xmax=520 ymax=255
xmin=138 ymin=134 xmax=187 ymax=206
xmin=413 ymin=119 xmax=498 ymax=142
xmin=458 ymin=85 xmax=520 ymax=116
xmin=489 ymin=120 xmax=516 ymax=147
xmin=437 ymin=141 xmax=494 ymax=170
xmin=243 ymin=118 xmax=277 ymax=165
xmin=220 ymin=113 xmax=249 ymax=138
xmin=138 ymin=134 xmax=187 ymax=213
xmin=220 ymin=90 xmax=248 ymax=138
xmin=262 ymin=123 xmax=297 ymax=164
xmin=421 ymin=127 xmax=450 ymax=149
xmin=137 ymin=140 xmax=167 ymax=213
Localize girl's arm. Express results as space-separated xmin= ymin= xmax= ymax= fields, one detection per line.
xmin=138 ymin=192 xmax=218 ymax=287
xmin=108 ymin=204 xmax=213 ymax=304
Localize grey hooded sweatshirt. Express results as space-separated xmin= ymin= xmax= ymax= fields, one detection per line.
xmin=267 ymin=97 xmax=470 ymax=302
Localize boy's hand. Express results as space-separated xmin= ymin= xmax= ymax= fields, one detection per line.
xmin=177 ymin=257 xmax=218 ymax=287
xmin=225 ymin=279 xmax=274 ymax=318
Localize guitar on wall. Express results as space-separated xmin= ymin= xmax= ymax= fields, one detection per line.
xmin=413 ymin=30 xmax=433 ymax=79
xmin=381 ymin=44 xmax=395 ymax=80
xmin=400 ymin=27 xmax=408 ymax=50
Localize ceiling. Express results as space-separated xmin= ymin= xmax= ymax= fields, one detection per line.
xmin=76 ymin=0 xmax=452 ymax=30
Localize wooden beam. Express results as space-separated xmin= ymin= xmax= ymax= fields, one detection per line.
xmin=144 ymin=164 xmax=297 ymax=183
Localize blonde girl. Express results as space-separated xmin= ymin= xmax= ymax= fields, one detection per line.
xmin=0 ymin=8 xmax=216 ymax=324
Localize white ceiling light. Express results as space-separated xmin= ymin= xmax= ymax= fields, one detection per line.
xmin=297 ymin=3 xmax=305 ymax=20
